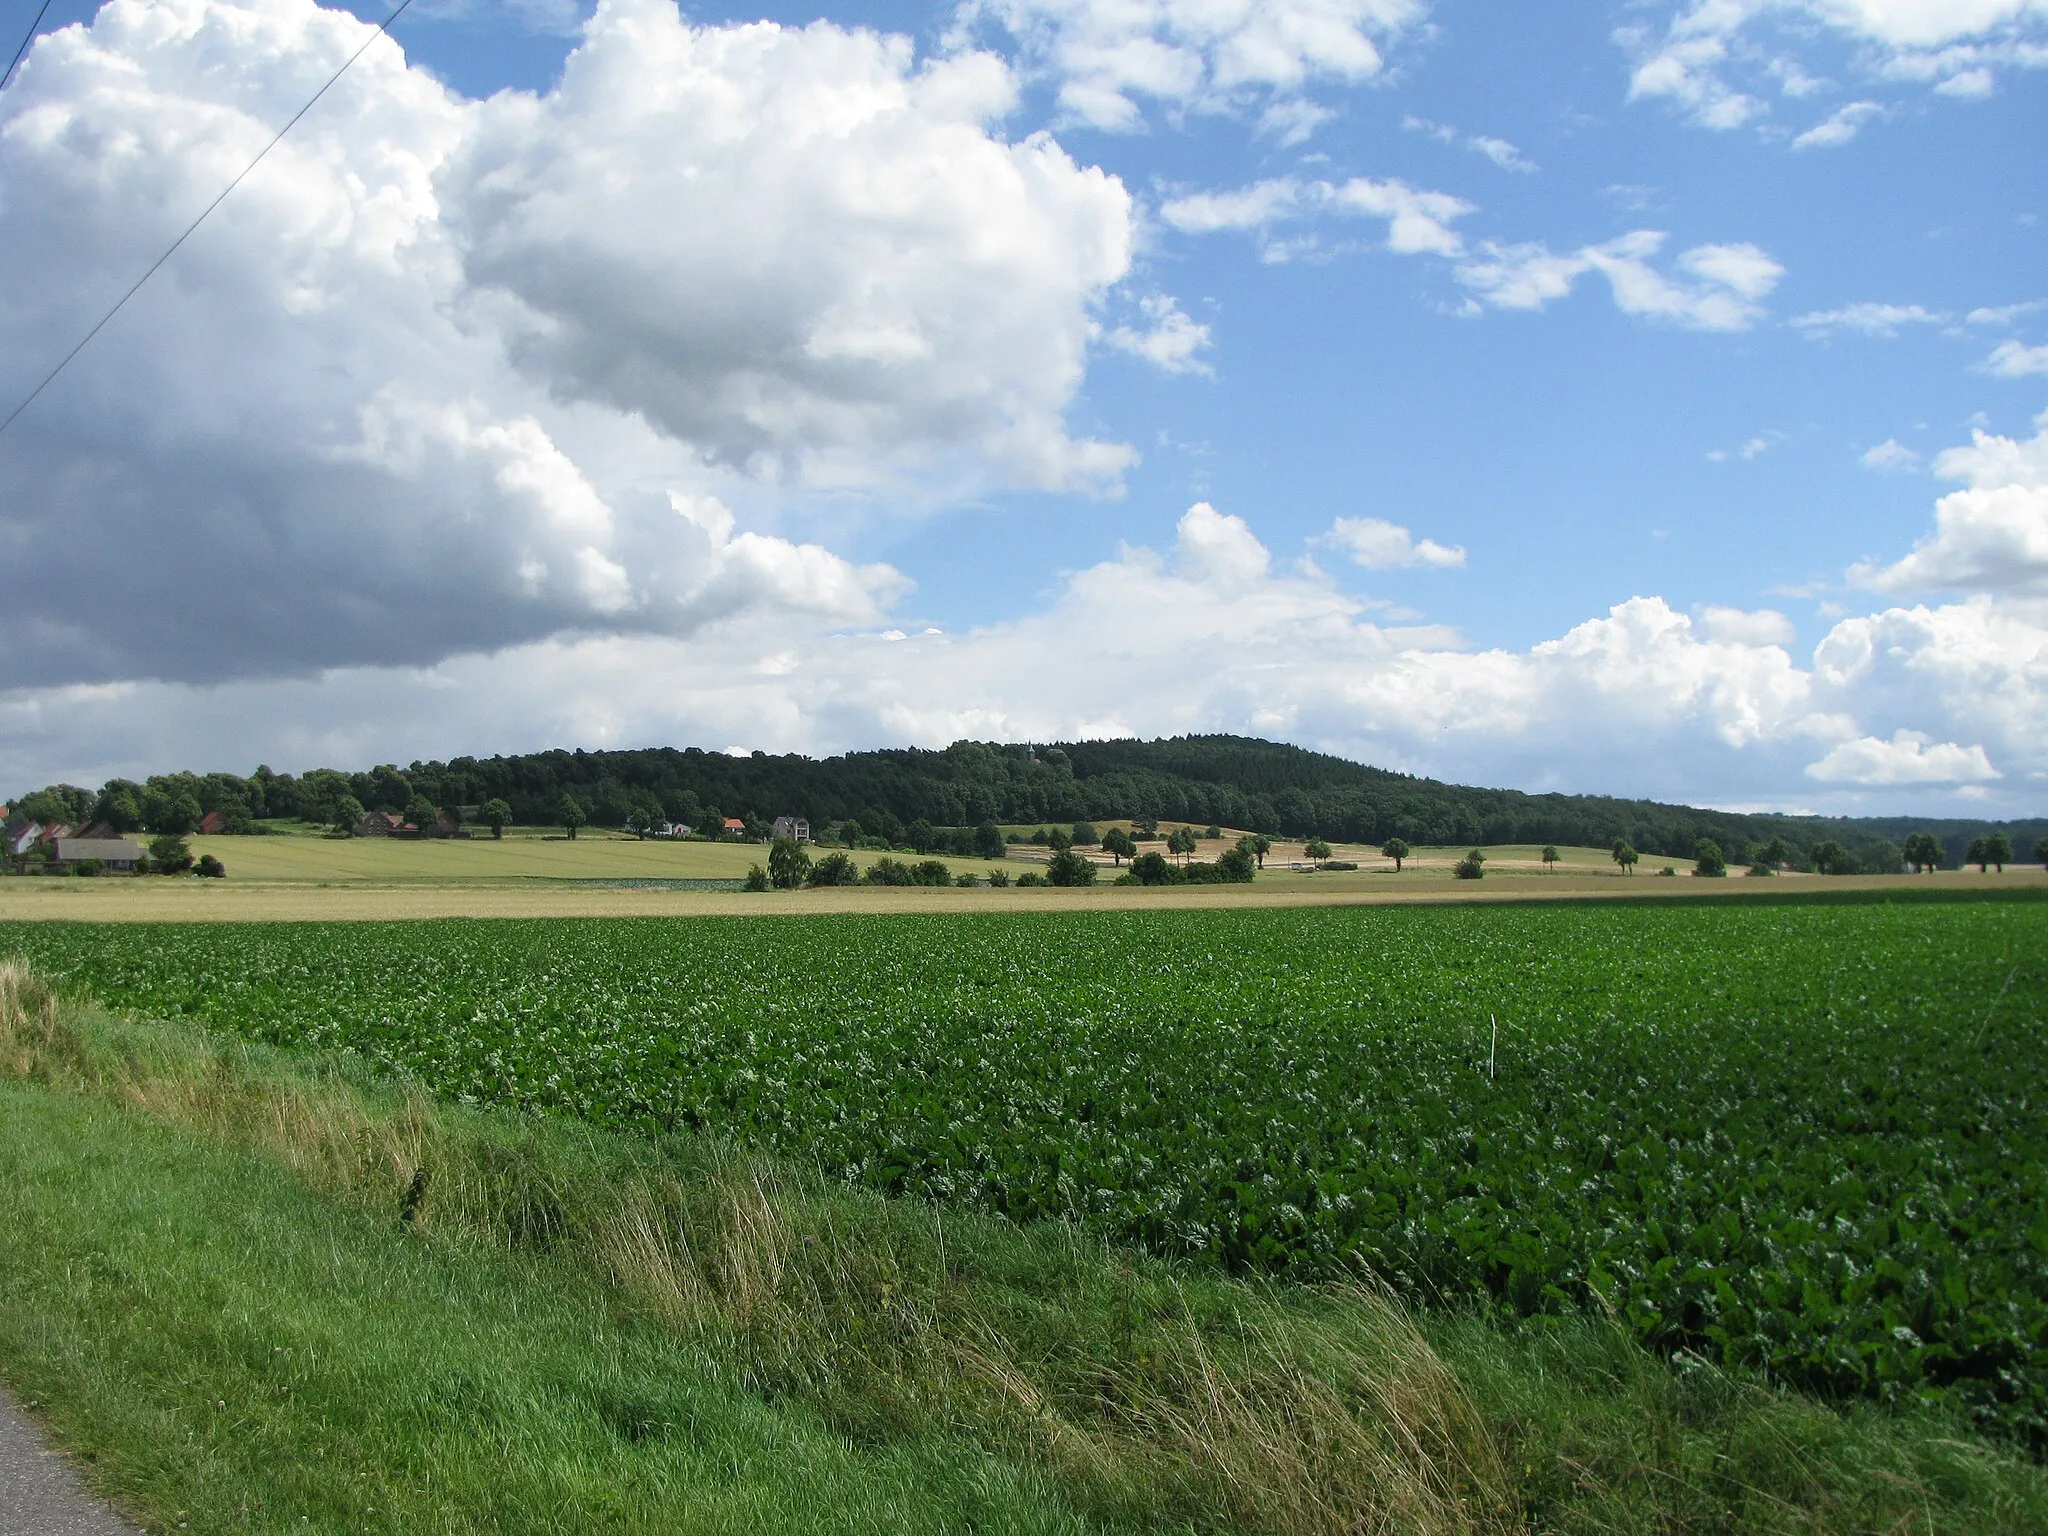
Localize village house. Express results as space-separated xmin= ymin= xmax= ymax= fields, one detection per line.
xmin=721 ymin=816 xmax=746 ymax=837
xmin=771 ymin=815 xmax=810 ymax=842
xmin=33 ymin=823 xmax=75 ymax=852
xmin=196 ymin=809 xmax=227 ymax=835
xmin=7 ymin=823 xmax=44 ymax=858
xmin=357 ymin=809 xmax=405 ymax=837
xmin=51 ymin=836 xmax=144 ymax=871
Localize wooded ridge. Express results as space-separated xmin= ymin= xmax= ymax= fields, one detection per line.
xmin=8 ymin=735 xmax=2041 ymax=868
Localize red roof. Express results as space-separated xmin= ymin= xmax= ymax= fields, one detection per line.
xmin=722 ymin=817 xmax=746 ymax=831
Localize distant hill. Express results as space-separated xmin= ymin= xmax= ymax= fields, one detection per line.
xmin=9 ymin=735 xmax=2042 ymax=871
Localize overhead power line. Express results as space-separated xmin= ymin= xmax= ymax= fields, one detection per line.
xmin=2 ymin=0 xmax=53 ymax=95
xmin=0 ymin=0 xmax=415 ymax=441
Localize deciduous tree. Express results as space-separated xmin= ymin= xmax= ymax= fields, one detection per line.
xmin=768 ymin=837 xmax=812 ymax=890
xmin=481 ymin=799 xmax=512 ymax=840
xmin=1902 ymin=831 xmax=1942 ymax=873
xmin=1047 ymin=846 xmax=1096 ymax=886
xmin=1131 ymin=851 xmax=1174 ymax=885
xmin=806 ymin=851 xmax=859 ymax=886
xmin=1811 ymin=840 xmax=1852 ymax=876
xmin=1383 ymin=837 xmax=1410 ymax=872
xmin=148 ymin=833 xmax=193 ymax=874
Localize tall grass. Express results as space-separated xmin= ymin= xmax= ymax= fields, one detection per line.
xmin=0 ymin=959 xmax=1509 ymax=1536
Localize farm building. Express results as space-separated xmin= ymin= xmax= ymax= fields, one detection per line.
xmin=51 ymin=837 xmax=143 ymax=871
xmin=357 ymin=810 xmax=405 ymax=836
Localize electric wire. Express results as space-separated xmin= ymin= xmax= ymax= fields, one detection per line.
xmin=0 ymin=0 xmax=414 ymax=440
xmin=1 ymin=0 xmax=52 ymax=94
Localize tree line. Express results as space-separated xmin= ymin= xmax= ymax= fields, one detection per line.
xmin=6 ymin=734 xmax=2043 ymax=869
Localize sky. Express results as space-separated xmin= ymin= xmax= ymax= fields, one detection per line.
xmin=0 ymin=0 xmax=2044 ymax=817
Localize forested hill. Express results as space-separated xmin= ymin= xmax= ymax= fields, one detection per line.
xmin=8 ymin=735 xmax=2043 ymax=870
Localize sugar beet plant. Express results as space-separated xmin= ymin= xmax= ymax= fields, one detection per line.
xmin=6 ymin=895 xmax=2045 ymax=1445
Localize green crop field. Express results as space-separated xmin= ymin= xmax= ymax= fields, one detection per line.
xmin=6 ymin=892 xmax=2044 ymax=1447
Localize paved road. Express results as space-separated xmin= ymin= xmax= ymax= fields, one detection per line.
xmin=0 ymin=1393 xmax=139 ymax=1536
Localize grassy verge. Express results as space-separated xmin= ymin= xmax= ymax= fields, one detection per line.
xmin=2 ymin=962 xmax=2043 ymax=1534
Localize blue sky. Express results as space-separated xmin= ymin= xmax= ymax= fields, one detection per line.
xmin=2 ymin=0 xmax=2045 ymax=814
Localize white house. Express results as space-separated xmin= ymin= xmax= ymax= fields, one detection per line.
xmin=771 ymin=816 xmax=810 ymax=843
xmin=7 ymin=823 xmax=43 ymax=857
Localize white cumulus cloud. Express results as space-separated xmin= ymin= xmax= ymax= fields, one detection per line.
xmin=0 ymin=0 xmax=1143 ymax=689
xmin=1456 ymin=232 xmax=1783 ymax=331
xmin=12 ymin=481 xmax=2048 ymax=817
xmin=954 ymin=0 xmax=1424 ymax=132
xmin=1851 ymin=409 xmax=2048 ymax=592
xmin=1805 ymin=730 xmax=2000 ymax=784
xmin=1321 ymin=516 xmax=1466 ymax=569
xmin=1161 ymin=180 xmax=1782 ymax=330
xmin=1105 ymin=293 xmax=1214 ymax=374
xmin=1699 ymin=605 xmax=1797 ymax=644
xmin=1620 ymin=1 xmax=2048 ymax=135
xmin=1984 ymin=340 xmax=2048 ymax=376
xmin=443 ymin=2 xmax=1137 ymax=489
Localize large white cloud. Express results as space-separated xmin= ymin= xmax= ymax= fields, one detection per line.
xmin=1805 ymin=731 xmax=2000 ymax=785
xmin=443 ymin=5 xmax=1137 ymax=486
xmin=952 ymin=0 xmax=1423 ymax=132
xmin=1621 ymin=0 xmax=2048 ymax=135
xmin=1851 ymin=409 xmax=2048 ymax=593
xmin=0 ymin=0 xmax=1142 ymax=689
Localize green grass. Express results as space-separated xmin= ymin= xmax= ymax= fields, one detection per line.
xmin=5 ymin=968 xmax=2045 ymax=1533
xmin=0 ymin=1090 xmax=1098 ymax=1535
